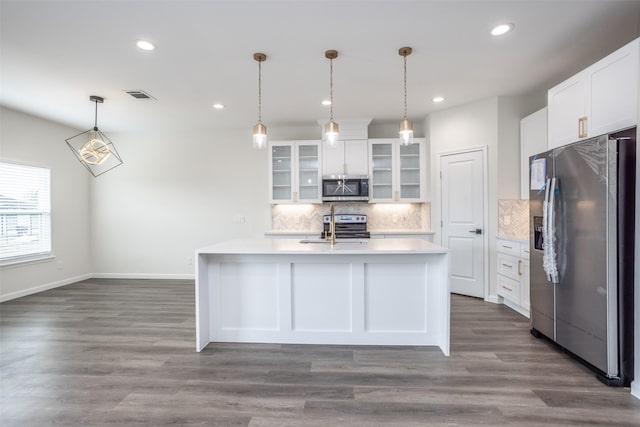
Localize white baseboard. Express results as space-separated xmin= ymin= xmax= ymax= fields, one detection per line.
xmin=484 ymin=294 xmax=500 ymax=304
xmin=92 ymin=273 xmax=195 ymax=280
xmin=1 ymin=273 xmax=195 ymax=302
xmin=632 ymin=380 xmax=640 ymax=400
xmin=0 ymin=273 xmax=92 ymax=302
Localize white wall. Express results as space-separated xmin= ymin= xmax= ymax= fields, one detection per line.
xmin=429 ymin=97 xmax=499 ymax=299
xmin=0 ymin=107 xmax=92 ymax=301
xmin=91 ymin=125 xmax=318 ymax=278
xmin=428 ymin=95 xmax=545 ymax=301
xmin=497 ymin=94 xmax=546 ymax=199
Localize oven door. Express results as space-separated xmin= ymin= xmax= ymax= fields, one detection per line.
xmin=322 ymin=178 xmax=368 ymax=201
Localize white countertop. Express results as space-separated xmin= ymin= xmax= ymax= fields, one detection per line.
xmin=197 ymin=238 xmax=448 ymax=255
xmin=496 ymin=236 xmax=529 ymax=244
xmin=370 ymin=230 xmax=435 ymax=235
xmin=264 ymin=230 xmax=434 ymax=236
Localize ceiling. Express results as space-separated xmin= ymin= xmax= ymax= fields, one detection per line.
xmin=1 ymin=0 xmax=639 ymax=134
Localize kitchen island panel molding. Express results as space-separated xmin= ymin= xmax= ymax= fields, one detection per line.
xmin=195 ymin=239 xmax=450 ymax=355
xmin=218 ymin=262 xmax=280 ymax=331
xmin=365 ymin=263 xmax=427 ymax=332
xmin=292 ymin=263 xmax=353 ymax=332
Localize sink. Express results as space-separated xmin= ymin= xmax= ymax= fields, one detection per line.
xmin=299 ymin=239 xmax=369 ymax=244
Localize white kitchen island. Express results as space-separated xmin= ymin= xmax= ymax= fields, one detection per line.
xmin=195 ymin=238 xmax=450 ymax=355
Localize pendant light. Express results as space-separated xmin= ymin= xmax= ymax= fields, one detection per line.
xmin=65 ymin=95 xmax=123 ymax=177
xmin=252 ymin=52 xmax=267 ymax=149
xmin=398 ymin=47 xmax=414 ymax=146
xmin=324 ymin=50 xmax=339 ymax=147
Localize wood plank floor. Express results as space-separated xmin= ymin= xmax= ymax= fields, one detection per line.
xmin=1 ymin=278 xmax=638 ymax=426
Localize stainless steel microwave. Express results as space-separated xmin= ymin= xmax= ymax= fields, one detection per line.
xmin=322 ymin=175 xmax=369 ymax=202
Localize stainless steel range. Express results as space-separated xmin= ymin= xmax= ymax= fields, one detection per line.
xmin=321 ymin=214 xmax=370 ymax=239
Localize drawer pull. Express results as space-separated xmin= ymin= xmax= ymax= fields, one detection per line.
xmin=502 ymin=245 xmax=513 ymax=249
xmin=501 ymin=263 xmax=513 ymax=268
xmin=502 ymin=285 xmax=513 ymax=291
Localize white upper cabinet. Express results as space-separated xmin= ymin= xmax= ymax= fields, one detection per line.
xmin=322 ymin=139 xmax=369 ymax=176
xmin=520 ymin=107 xmax=548 ymax=199
xmin=589 ymin=40 xmax=639 ymax=137
xmin=269 ymin=140 xmax=322 ymax=204
xmin=368 ymin=138 xmax=426 ymax=203
xmin=547 ymin=75 xmax=588 ymax=148
xmin=548 ymin=38 xmax=639 ymax=148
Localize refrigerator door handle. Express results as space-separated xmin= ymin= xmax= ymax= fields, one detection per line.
xmin=542 ymin=177 xmax=559 ymax=284
xmin=548 ymin=177 xmax=558 ymax=283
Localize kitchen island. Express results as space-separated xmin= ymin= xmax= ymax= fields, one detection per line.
xmin=195 ymin=238 xmax=450 ymax=355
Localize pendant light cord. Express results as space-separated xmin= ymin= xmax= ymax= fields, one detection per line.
xmin=93 ymin=99 xmax=99 ymax=130
xmin=329 ymin=57 xmax=334 ymax=121
xmin=403 ymin=53 xmax=408 ymax=120
xmin=258 ymin=59 xmax=262 ymax=124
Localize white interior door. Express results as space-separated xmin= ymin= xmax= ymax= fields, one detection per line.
xmin=440 ymin=150 xmax=485 ymax=298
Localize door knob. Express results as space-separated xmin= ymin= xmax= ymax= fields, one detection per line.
xmin=468 ymin=229 xmax=482 ymax=235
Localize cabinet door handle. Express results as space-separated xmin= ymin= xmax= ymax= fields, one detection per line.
xmin=394 ymin=190 xmax=399 ymax=201
xmin=293 ymin=191 xmax=298 ymax=202
xmin=578 ymin=117 xmax=583 ymax=138
xmin=578 ymin=116 xmax=588 ymax=138
xmin=518 ymin=259 xmax=522 ymax=276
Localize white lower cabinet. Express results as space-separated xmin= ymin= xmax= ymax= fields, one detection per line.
xmin=496 ymin=238 xmax=530 ymax=317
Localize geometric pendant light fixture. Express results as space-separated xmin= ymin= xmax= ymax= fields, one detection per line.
xmin=398 ymin=47 xmax=414 ymax=146
xmin=323 ymin=49 xmax=339 ymax=147
xmin=65 ymin=95 xmax=123 ymax=177
xmin=252 ymin=52 xmax=267 ymax=149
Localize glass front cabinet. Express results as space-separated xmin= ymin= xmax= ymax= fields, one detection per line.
xmin=268 ymin=140 xmax=322 ymax=203
xmin=368 ymin=138 xmax=426 ymax=202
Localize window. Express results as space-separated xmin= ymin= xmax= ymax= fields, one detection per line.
xmin=0 ymin=162 xmax=51 ymax=265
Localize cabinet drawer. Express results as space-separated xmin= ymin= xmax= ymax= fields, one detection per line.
xmin=498 ymin=274 xmax=521 ymax=305
xmin=496 ymin=239 xmax=521 ymax=257
xmin=520 ymin=244 xmax=530 ymax=260
xmin=497 ymin=253 xmax=520 ymax=280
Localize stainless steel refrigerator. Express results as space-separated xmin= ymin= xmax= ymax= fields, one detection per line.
xmin=529 ymin=127 xmax=635 ymax=386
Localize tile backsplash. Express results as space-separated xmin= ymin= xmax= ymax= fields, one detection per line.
xmin=498 ymin=199 xmax=529 ymax=240
xmin=271 ymin=203 xmax=430 ymax=232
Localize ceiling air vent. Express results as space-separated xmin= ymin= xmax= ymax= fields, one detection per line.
xmin=124 ymin=90 xmax=156 ymax=100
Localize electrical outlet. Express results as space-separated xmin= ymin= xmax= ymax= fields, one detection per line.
xmin=187 ymin=257 xmax=193 ymax=266
xmin=504 ymin=215 xmax=511 ymax=225
xmin=56 ymin=260 xmax=63 ymax=270
xmin=294 ymin=216 xmax=300 ymax=224
xmin=235 ymin=215 xmax=246 ymax=224
xmin=392 ymin=214 xmax=398 ymax=223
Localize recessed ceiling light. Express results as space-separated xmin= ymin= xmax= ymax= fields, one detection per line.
xmin=322 ymin=100 xmax=332 ymax=106
xmin=213 ymin=103 xmax=224 ymax=109
xmin=136 ymin=40 xmax=156 ymax=51
xmin=433 ymin=96 xmax=445 ymax=103
xmin=491 ymin=23 xmax=514 ymax=36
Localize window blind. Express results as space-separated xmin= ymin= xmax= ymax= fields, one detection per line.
xmin=0 ymin=162 xmax=51 ymax=264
